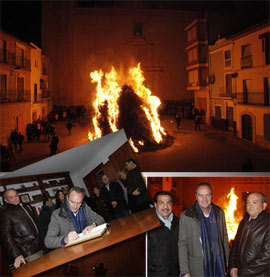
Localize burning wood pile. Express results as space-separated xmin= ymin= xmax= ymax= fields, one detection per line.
xmin=223 ymin=188 xmax=242 ymax=243
xmin=88 ymin=63 xmax=173 ymax=152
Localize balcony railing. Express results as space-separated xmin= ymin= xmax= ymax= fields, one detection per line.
xmin=241 ymin=55 xmax=252 ymax=69
xmin=233 ymin=92 xmax=269 ymax=106
xmin=0 ymin=49 xmax=31 ymax=70
xmin=15 ymin=56 xmax=31 ymax=70
xmin=0 ymin=50 xmax=15 ymax=65
xmin=41 ymin=89 xmax=51 ymax=98
xmin=0 ymin=90 xmax=31 ymax=103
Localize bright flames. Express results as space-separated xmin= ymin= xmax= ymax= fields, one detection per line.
xmin=224 ymin=188 xmax=240 ymax=242
xmin=88 ymin=63 xmax=166 ymax=151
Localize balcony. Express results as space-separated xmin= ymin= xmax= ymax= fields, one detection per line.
xmin=15 ymin=56 xmax=31 ymax=70
xmin=0 ymin=49 xmax=30 ymax=70
xmin=233 ymin=92 xmax=269 ymax=106
xmin=0 ymin=50 xmax=15 ymax=66
xmin=41 ymin=89 xmax=51 ymax=99
xmin=0 ymin=90 xmax=31 ymax=103
xmin=241 ymin=55 xmax=252 ymax=69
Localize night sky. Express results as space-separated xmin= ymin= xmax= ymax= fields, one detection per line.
xmin=1 ymin=0 xmax=269 ymax=48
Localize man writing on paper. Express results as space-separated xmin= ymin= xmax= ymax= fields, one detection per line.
xmin=45 ymin=187 xmax=105 ymax=249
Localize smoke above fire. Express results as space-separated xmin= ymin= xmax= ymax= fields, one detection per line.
xmin=88 ymin=63 xmax=173 ymax=152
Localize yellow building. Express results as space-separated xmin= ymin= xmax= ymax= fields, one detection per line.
xmin=0 ymin=31 xmax=52 ymax=145
xmin=209 ymin=21 xmax=270 ymax=150
xmin=185 ymin=17 xmax=210 ymax=125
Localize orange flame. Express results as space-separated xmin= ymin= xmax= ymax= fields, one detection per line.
xmin=224 ymin=188 xmax=240 ymax=242
xmin=88 ymin=63 xmax=166 ymax=149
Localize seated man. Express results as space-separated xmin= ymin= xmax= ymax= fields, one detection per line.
xmin=0 ymin=189 xmax=42 ymax=269
xmin=45 ymin=187 xmax=105 ymax=249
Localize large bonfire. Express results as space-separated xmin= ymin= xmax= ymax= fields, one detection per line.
xmin=224 ymin=188 xmax=241 ymax=242
xmin=88 ymin=63 xmax=172 ymax=152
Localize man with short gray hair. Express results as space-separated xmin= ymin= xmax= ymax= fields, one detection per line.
xmin=45 ymin=186 xmax=105 ymax=249
xmin=178 ymin=182 xmax=229 ymax=277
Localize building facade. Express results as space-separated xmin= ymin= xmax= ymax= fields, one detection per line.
xmin=185 ymin=17 xmax=210 ymax=124
xmin=41 ymin=1 xmax=199 ymax=106
xmin=209 ymin=22 xmax=270 ymax=149
xmin=0 ymin=31 xmax=52 ymax=145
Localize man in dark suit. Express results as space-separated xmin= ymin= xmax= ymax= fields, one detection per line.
xmin=148 ymin=191 xmax=179 ymax=276
xmin=101 ymin=174 xmax=130 ymax=219
xmin=0 ymin=189 xmax=42 ymax=269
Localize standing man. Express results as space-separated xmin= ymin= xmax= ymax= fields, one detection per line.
xmin=0 ymin=189 xmax=42 ymax=269
xmin=49 ymin=133 xmax=59 ymax=156
xmin=179 ymin=182 xmax=229 ymax=277
xmin=229 ymin=192 xmax=269 ymax=277
xmin=45 ymin=187 xmax=105 ymax=249
xmin=66 ymin=121 xmax=75 ymax=136
xmin=148 ymin=191 xmax=180 ymax=276
xmin=125 ymin=158 xmax=152 ymax=212
xmin=101 ymin=174 xmax=130 ymax=219
xmin=175 ymin=111 xmax=182 ymax=130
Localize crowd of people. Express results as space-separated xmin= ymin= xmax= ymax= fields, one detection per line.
xmin=0 ymin=158 xmax=153 ymax=270
xmin=47 ymin=105 xmax=86 ymax=122
xmin=0 ymin=160 xmax=268 ymax=276
xmin=0 ymin=104 xmax=87 ymax=172
xmin=147 ymin=183 xmax=269 ymax=277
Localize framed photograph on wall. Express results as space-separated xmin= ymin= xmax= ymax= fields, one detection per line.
xmin=32 ymin=194 xmax=43 ymax=202
xmin=20 ymin=193 xmax=31 ymax=203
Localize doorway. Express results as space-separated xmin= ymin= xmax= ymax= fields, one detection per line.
xmin=242 ymin=114 xmax=253 ymax=141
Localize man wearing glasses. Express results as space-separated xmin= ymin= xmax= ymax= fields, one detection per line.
xmin=178 ymin=182 xmax=229 ymax=277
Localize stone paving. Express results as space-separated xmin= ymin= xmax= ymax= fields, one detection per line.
xmin=6 ymin=115 xmax=270 ymax=173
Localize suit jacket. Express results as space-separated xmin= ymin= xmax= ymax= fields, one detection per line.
xmin=45 ymin=201 xmax=105 ymax=249
xmin=0 ymin=203 xmax=41 ymax=261
xmin=229 ymin=211 xmax=270 ymax=276
xmin=178 ymin=202 xmax=229 ymax=277
xmin=148 ymin=214 xmax=180 ymax=276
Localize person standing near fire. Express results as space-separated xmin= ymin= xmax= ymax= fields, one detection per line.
xmin=229 ymin=192 xmax=269 ymax=277
xmin=178 ymin=182 xmax=229 ymax=277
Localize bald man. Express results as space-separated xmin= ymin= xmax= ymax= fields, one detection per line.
xmin=0 ymin=189 xmax=42 ymax=269
xmin=229 ymin=192 xmax=270 ymax=277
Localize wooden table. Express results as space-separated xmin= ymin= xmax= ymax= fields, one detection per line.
xmin=12 ymin=208 xmax=160 ymax=276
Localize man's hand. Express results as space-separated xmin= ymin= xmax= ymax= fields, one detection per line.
xmin=111 ymin=201 xmax=117 ymax=208
xmin=14 ymin=255 xmax=26 ymax=268
xmin=82 ymin=223 xmax=96 ymax=235
xmin=132 ymin=188 xmax=141 ymax=196
xmin=64 ymin=231 xmax=79 ymax=244
xmin=183 ymin=274 xmax=190 ymax=277
xmin=230 ymin=268 xmax=238 ymax=277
